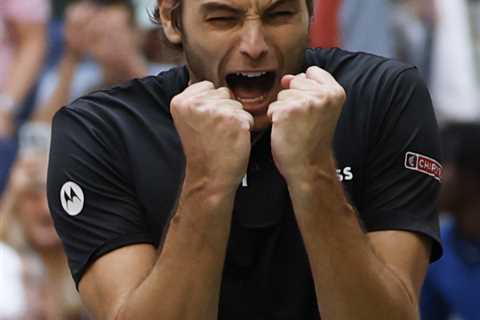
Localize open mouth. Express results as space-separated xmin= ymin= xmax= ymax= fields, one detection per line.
xmin=226 ymin=71 xmax=277 ymax=109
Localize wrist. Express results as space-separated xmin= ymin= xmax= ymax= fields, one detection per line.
xmin=283 ymin=152 xmax=337 ymax=187
xmin=184 ymin=168 xmax=240 ymax=198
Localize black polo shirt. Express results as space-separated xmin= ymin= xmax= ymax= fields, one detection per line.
xmin=47 ymin=48 xmax=442 ymax=319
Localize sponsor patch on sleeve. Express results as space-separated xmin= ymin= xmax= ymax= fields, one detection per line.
xmin=405 ymin=152 xmax=442 ymax=181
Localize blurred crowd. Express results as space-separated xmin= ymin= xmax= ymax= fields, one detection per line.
xmin=0 ymin=0 xmax=479 ymax=319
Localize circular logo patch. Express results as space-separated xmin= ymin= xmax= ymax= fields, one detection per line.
xmin=60 ymin=182 xmax=84 ymax=216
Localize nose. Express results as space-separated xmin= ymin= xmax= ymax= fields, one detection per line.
xmin=239 ymin=20 xmax=269 ymax=60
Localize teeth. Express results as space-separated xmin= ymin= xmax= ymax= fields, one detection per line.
xmin=237 ymin=95 xmax=266 ymax=103
xmin=236 ymin=72 xmax=267 ymax=78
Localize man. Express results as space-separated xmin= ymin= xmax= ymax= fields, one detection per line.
xmin=47 ymin=0 xmax=442 ymax=319
xmin=421 ymin=123 xmax=480 ymax=320
xmin=34 ymin=0 xmax=151 ymax=124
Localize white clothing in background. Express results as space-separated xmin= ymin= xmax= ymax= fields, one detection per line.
xmin=0 ymin=242 xmax=25 ymax=318
xmin=430 ymin=0 xmax=479 ymax=123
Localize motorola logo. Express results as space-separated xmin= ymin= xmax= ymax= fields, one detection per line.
xmin=60 ymin=181 xmax=84 ymax=216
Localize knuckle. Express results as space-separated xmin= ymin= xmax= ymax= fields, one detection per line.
xmin=216 ymin=87 xmax=232 ymax=98
xmin=199 ymin=80 xmax=214 ymax=88
xmin=277 ymin=90 xmax=289 ymax=100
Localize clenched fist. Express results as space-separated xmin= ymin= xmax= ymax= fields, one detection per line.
xmin=267 ymin=66 xmax=346 ymax=182
xmin=171 ymin=81 xmax=254 ymax=191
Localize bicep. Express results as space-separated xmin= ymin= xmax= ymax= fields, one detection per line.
xmin=368 ymin=230 xmax=431 ymax=302
xmin=79 ymin=244 xmax=157 ymax=320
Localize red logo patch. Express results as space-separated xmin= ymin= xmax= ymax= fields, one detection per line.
xmin=405 ymin=152 xmax=442 ymax=181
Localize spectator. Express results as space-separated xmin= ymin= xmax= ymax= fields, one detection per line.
xmin=421 ymin=122 xmax=480 ymax=320
xmin=391 ymin=0 xmax=437 ymax=81
xmin=0 ymin=0 xmax=49 ymax=195
xmin=0 ymin=131 xmax=86 ymax=319
xmin=429 ymin=0 xmax=479 ymax=123
xmin=340 ymin=0 xmax=395 ymax=57
xmin=0 ymin=0 xmax=49 ymax=136
xmin=0 ymin=241 xmax=26 ymax=318
xmin=33 ymin=0 xmax=156 ymax=124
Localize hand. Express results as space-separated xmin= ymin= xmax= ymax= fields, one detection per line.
xmin=171 ymin=81 xmax=254 ymax=191
xmin=267 ymin=66 xmax=346 ymax=182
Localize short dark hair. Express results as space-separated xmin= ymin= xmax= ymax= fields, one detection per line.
xmin=151 ymin=0 xmax=314 ymax=50
xmin=86 ymin=0 xmax=136 ymax=25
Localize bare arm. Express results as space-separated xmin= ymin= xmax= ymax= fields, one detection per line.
xmin=3 ymin=20 xmax=47 ymax=107
xmin=32 ymin=51 xmax=80 ymax=124
xmin=269 ymin=66 xmax=432 ymax=319
xmin=78 ymin=81 xmax=253 ymax=320
xmin=80 ymin=178 xmax=236 ymax=320
xmin=0 ymin=20 xmax=46 ymax=135
xmin=287 ymin=156 xmax=429 ymax=319
xmin=33 ymin=2 xmax=93 ymax=124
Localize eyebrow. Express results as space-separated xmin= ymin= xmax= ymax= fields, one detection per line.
xmin=265 ymin=0 xmax=298 ymax=11
xmin=200 ymin=1 xmax=244 ymax=15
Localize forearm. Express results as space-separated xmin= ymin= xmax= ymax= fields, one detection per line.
xmin=116 ymin=174 xmax=235 ymax=320
xmin=3 ymin=29 xmax=46 ymax=105
xmin=33 ymin=51 xmax=80 ymax=123
xmin=288 ymin=157 xmax=418 ymax=320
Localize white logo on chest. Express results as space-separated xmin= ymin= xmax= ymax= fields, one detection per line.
xmin=336 ymin=167 xmax=354 ymax=182
xmin=60 ymin=182 xmax=84 ymax=216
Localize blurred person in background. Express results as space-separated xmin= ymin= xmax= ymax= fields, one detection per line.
xmin=0 ymin=126 xmax=87 ymax=320
xmin=428 ymin=0 xmax=479 ymax=124
xmin=0 ymin=0 xmax=49 ymax=137
xmin=33 ymin=0 xmax=154 ymax=124
xmin=340 ymin=0 xmax=395 ymax=58
xmin=391 ymin=0 xmax=437 ymax=81
xmin=421 ymin=122 xmax=480 ymax=320
xmin=0 ymin=239 xmax=26 ymax=318
xmin=0 ymin=0 xmax=49 ymax=195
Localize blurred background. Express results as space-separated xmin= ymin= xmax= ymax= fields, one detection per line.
xmin=0 ymin=0 xmax=479 ymax=319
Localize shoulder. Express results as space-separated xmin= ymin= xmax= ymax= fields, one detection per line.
xmin=6 ymin=0 xmax=50 ymax=22
xmin=305 ymin=48 xmax=423 ymax=96
xmin=305 ymin=47 xmax=416 ymax=79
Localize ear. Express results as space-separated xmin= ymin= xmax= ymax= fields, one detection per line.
xmin=158 ymin=0 xmax=182 ymax=45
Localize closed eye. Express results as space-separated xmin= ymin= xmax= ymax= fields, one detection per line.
xmin=265 ymin=10 xmax=295 ymax=23
xmin=206 ymin=16 xmax=239 ymax=27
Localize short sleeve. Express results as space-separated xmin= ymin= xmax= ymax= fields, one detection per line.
xmin=47 ymin=103 xmax=155 ymax=287
xmin=5 ymin=0 xmax=50 ymax=23
xmin=360 ymin=67 xmax=443 ymax=261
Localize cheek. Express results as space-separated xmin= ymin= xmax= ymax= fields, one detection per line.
xmin=278 ymin=30 xmax=308 ymax=58
xmin=184 ymin=36 xmax=229 ymax=84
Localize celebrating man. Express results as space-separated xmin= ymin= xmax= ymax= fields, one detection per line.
xmin=47 ymin=0 xmax=442 ymax=319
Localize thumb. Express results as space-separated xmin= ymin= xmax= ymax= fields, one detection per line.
xmin=281 ymin=74 xmax=295 ymax=89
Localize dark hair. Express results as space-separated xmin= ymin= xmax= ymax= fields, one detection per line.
xmin=90 ymin=0 xmax=135 ymax=11
xmin=151 ymin=0 xmax=314 ymax=49
xmin=441 ymin=122 xmax=480 ymax=178
xmin=86 ymin=0 xmax=136 ymax=25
